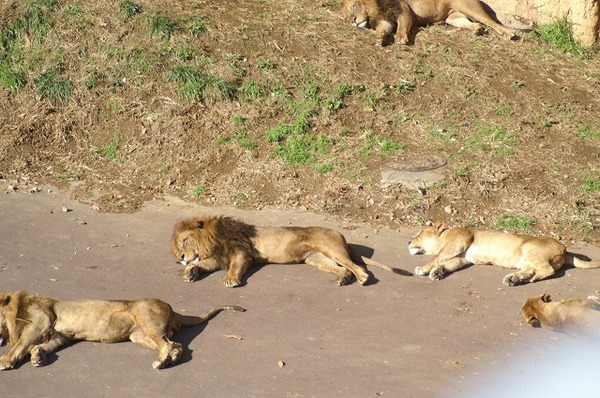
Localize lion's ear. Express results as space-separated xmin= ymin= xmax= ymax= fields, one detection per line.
xmin=541 ymin=294 xmax=551 ymax=303
xmin=433 ymin=221 xmax=446 ymax=234
xmin=0 ymin=294 xmax=10 ymax=306
xmin=196 ymin=220 xmax=204 ymax=229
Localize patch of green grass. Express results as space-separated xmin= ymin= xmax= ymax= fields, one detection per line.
xmin=536 ymin=17 xmax=587 ymax=56
xmin=274 ymin=134 xmax=315 ymax=165
xmin=313 ymin=134 xmax=333 ymax=154
xmin=188 ymin=15 xmax=207 ymax=36
xmin=455 ymin=165 xmax=469 ymax=178
xmin=583 ymin=177 xmax=600 ymax=194
xmin=190 ymin=184 xmax=205 ymax=197
xmin=119 ymin=0 xmax=142 ymax=17
xmin=494 ymin=214 xmax=535 ymax=230
xmin=240 ymin=79 xmax=264 ymax=103
xmin=315 ymin=163 xmax=333 ymax=174
xmin=35 ymin=68 xmax=73 ymax=103
xmin=463 ymin=124 xmax=516 ymax=157
xmin=577 ymin=125 xmax=600 ymax=139
xmin=363 ymin=87 xmax=386 ymax=108
xmin=150 ymin=14 xmax=178 ymax=41
xmin=392 ymin=80 xmax=415 ymax=94
xmin=335 ymin=83 xmax=366 ymax=97
xmin=234 ymin=192 xmax=248 ymax=202
xmin=257 ymin=59 xmax=275 ymax=70
xmin=495 ymin=104 xmax=512 ymax=116
xmin=169 ymin=66 xmax=237 ymax=102
xmin=0 ymin=62 xmax=26 ymax=91
xmin=97 ymin=134 xmax=121 ymax=160
xmin=357 ymin=132 xmax=402 ymax=157
xmin=56 ymin=172 xmax=74 ymax=181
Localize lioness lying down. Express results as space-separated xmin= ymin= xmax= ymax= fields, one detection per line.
xmin=409 ymin=221 xmax=600 ymax=285
xmin=522 ymin=294 xmax=600 ymax=338
xmin=341 ymin=0 xmax=517 ymax=46
xmin=171 ymin=215 xmax=408 ymax=287
xmin=0 ymin=291 xmax=245 ymax=370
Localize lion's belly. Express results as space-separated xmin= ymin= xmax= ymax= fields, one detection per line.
xmin=405 ymin=0 xmax=449 ymax=24
xmin=54 ymin=301 xmax=136 ymax=343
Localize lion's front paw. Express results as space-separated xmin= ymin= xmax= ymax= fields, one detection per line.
xmin=223 ymin=276 xmax=241 ymax=288
xmin=414 ymin=266 xmax=429 ymax=276
xmin=429 ymin=265 xmax=445 ymax=281
xmin=183 ymin=267 xmax=201 ymax=283
xmin=169 ymin=343 xmax=183 ymax=364
xmin=503 ymin=273 xmax=520 ymax=286
xmin=30 ymin=347 xmax=47 ymax=367
xmin=0 ymin=356 xmax=14 ymax=370
xmin=336 ymin=270 xmax=353 ymax=286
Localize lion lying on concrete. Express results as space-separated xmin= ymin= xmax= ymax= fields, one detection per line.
xmin=171 ymin=215 xmax=408 ymax=287
xmin=341 ymin=0 xmax=517 ymax=45
xmin=409 ymin=221 xmax=600 ymax=285
xmin=522 ymin=294 xmax=600 ymax=338
xmin=0 ymin=291 xmax=245 ymax=370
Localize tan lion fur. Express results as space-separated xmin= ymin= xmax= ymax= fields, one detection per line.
xmin=341 ymin=0 xmax=517 ymax=44
xmin=171 ymin=215 xmax=408 ymax=288
xmin=522 ymin=294 xmax=600 ymax=338
xmin=341 ymin=0 xmax=412 ymax=45
xmin=408 ymin=221 xmax=600 ymax=286
xmin=0 ymin=291 xmax=245 ymax=370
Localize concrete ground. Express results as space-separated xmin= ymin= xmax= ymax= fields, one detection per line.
xmin=1 ymin=189 xmax=600 ymax=397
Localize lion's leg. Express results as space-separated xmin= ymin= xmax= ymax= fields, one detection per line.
xmin=394 ymin=2 xmax=413 ymax=44
xmin=183 ymin=258 xmax=220 ymax=282
xmin=453 ymin=2 xmax=518 ymax=38
xmin=223 ymin=252 xmax=251 ymax=287
xmin=415 ymin=239 xmax=471 ymax=276
xmin=129 ymin=313 xmax=184 ymax=370
xmin=375 ymin=20 xmax=395 ymax=46
xmin=305 ymin=252 xmax=353 ymax=286
xmin=502 ymin=267 xmax=537 ymax=286
xmin=429 ymin=257 xmax=472 ymax=281
xmin=445 ymin=12 xmax=485 ymax=35
xmin=0 ymin=324 xmax=48 ymax=370
xmin=30 ymin=334 xmax=69 ymax=367
xmin=323 ymin=253 xmax=370 ymax=285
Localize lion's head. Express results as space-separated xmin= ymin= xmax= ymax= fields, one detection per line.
xmin=170 ymin=218 xmax=217 ymax=266
xmin=408 ymin=221 xmax=448 ymax=255
xmin=341 ymin=0 xmax=378 ymax=29
xmin=521 ymin=294 xmax=552 ymax=327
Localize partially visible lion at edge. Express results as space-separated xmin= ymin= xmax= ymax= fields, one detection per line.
xmin=341 ymin=0 xmax=518 ymax=45
xmin=0 ymin=291 xmax=245 ymax=370
xmin=170 ymin=215 xmax=410 ymax=287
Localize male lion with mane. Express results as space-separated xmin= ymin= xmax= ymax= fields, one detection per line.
xmin=171 ymin=215 xmax=409 ymax=287
xmin=0 ymin=291 xmax=245 ymax=370
xmin=341 ymin=0 xmax=517 ymax=45
xmin=522 ymin=294 xmax=600 ymax=338
xmin=409 ymin=221 xmax=600 ymax=285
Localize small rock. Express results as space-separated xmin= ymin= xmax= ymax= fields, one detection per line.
xmin=61 ymin=205 xmax=70 ymax=213
xmin=277 ymin=360 xmax=285 ymax=368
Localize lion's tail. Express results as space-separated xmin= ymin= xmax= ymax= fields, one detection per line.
xmin=567 ymin=252 xmax=600 ymax=269
xmin=359 ymin=255 xmax=413 ymax=276
xmin=176 ymin=305 xmax=246 ymax=327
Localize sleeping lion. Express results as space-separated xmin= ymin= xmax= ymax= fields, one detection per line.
xmin=341 ymin=0 xmax=518 ymax=45
xmin=170 ymin=215 xmax=408 ymax=287
xmin=0 ymin=291 xmax=245 ymax=370
xmin=522 ymin=294 xmax=600 ymax=338
xmin=409 ymin=221 xmax=600 ymax=285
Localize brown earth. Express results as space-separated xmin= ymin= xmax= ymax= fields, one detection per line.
xmin=0 ymin=0 xmax=599 ymax=244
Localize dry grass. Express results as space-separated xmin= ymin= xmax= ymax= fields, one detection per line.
xmin=0 ymin=0 xmax=599 ymax=242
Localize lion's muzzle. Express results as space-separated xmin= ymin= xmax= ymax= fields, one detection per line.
xmin=352 ymin=18 xmax=368 ymax=28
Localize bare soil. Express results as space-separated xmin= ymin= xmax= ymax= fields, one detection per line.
xmin=1 ymin=0 xmax=599 ymax=243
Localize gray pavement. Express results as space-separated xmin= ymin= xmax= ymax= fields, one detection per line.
xmin=1 ymin=189 xmax=600 ymax=397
